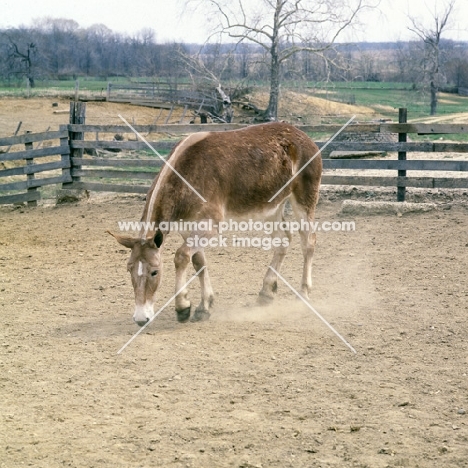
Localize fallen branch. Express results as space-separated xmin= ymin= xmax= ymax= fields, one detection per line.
xmin=3 ymin=121 xmax=23 ymax=153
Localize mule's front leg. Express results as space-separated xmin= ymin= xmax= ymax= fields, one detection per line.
xmin=258 ymin=226 xmax=292 ymax=304
xmin=191 ymin=250 xmax=214 ymax=322
xmin=174 ymin=244 xmax=192 ymax=322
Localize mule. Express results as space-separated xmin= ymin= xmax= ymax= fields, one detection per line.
xmin=109 ymin=122 xmax=322 ymax=326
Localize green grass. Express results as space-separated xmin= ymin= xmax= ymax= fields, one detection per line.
xmin=305 ymin=81 xmax=411 ymax=90
xmin=0 ymin=76 xmax=194 ymax=95
xmin=299 ymin=81 xmax=468 ymax=121
xmin=411 ymin=133 xmax=468 ymax=143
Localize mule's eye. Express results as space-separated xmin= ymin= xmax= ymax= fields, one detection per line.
xmin=151 ymin=270 xmax=158 ymax=277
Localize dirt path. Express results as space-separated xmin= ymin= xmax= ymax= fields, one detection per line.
xmin=0 ymin=97 xmax=194 ymax=137
xmin=1 ymin=196 xmax=467 ymax=467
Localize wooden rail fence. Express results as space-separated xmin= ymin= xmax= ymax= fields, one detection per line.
xmin=0 ymin=129 xmax=71 ymax=205
xmin=106 ymin=82 xmax=218 ymax=117
xmin=1 ymin=103 xmax=468 ymax=205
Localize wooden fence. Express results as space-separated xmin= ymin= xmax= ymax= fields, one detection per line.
xmin=0 ymin=129 xmax=71 ymax=205
xmin=1 ymin=103 xmax=468 ymax=205
xmin=106 ymin=82 xmax=218 ymax=116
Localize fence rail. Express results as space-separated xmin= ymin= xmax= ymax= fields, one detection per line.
xmin=1 ymin=103 xmax=468 ymax=205
xmin=66 ymin=122 xmax=468 ymax=135
xmin=320 ymin=175 xmax=468 ymax=189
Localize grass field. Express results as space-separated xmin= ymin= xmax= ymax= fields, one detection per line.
xmin=0 ymin=76 xmax=192 ymax=95
xmin=305 ymin=81 xmax=468 ymax=120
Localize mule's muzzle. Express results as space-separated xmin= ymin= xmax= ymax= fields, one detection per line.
xmin=133 ymin=302 xmax=154 ymax=327
xmin=135 ymin=317 xmax=150 ymax=327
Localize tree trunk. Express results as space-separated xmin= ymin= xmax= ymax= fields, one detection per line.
xmin=430 ymin=79 xmax=437 ymax=115
xmin=430 ymin=47 xmax=439 ymax=116
xmin=265 ymin=59 xmax=279 ymax=120
xmin=265 ymin=45 xmax=280 ymax=121
xmin=264 ymin=2 xmax=282 ymax=121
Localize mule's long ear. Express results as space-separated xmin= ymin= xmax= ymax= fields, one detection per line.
xmin=154 ymin=229 xmax=164 ymax=248
xmin=106 ymin=230 xmax=138 ymax=249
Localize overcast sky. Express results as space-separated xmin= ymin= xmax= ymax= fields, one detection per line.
xmin=0 ymin=0 xmax=467 ymax=43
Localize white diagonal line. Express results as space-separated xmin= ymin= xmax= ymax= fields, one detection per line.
xmin=118 ymin=114 xmax=207 ymax=202
xmin=269 ymin=266 xmax=357 ymax=354
xmin=117 ymin=266 xmax=206 ymax=354
xmin=268 ymin=115 xmax=356 ymax=202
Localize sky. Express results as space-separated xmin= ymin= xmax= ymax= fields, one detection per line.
xmin=0 ymin=0 xmax=467 ymax=43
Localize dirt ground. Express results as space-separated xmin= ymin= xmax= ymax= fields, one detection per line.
xmin=1 ymin=95 xmax=468 ymax=467
xmin=1 ymin=191 xmax=468 ymax=468
xmin=0 ymin=97 xmax=196 ymax=137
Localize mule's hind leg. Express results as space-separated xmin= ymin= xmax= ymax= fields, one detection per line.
xmin=258 ymin=203 xmax=292 ymax=304
xmin=191 ymin=250 xmax=214 ymax=322
xmin=298 ymin=228 xmax=316 ymax=299
xmin=292 ymin=199 xmax=318 ymax=300
xmin=174 ymin=242 xmax=192 ymax=322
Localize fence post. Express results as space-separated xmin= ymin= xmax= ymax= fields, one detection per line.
xmin=59 ymin=124 xmax=71 ymax=184
xmin=61 ymin=101 xmax=86 ymax=196
xmin=69 ymin=101 xmax=86 ymax=184
xmin=25 ymin=131 xmax=37 ymax=207
xmin=397 ymin=108 xmax=407 ymax=202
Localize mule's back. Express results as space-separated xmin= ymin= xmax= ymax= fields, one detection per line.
xmin=145 ymin=122 xmax=322 ymax=222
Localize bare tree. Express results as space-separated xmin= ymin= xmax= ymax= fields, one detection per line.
xmin=178 ymin=50 xmax=234 ymax=122
xmin=408 ymin=0 xmax=456 ymax=115
xmin=444 ymin=45 xmax=468 ymax=89
xmin=3 ymin=31 xmax=37 ymax=86
xmin=187 ymin=0 xmax=377 ymax=120
xmin=394 ymin=41 xmax=422 ymax=84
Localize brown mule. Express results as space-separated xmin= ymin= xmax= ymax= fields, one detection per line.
xmin=109 ymin=122 xmax=322 ymax=326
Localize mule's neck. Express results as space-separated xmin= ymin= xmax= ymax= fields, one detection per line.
xmin=140 ymin=190 xmax=180 ymax=239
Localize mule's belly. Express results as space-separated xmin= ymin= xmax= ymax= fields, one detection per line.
xmin=223 ymin=201 xmax=287 ymax=222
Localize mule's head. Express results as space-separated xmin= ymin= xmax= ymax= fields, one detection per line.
xmin=108 ymin=230 xmax=164 ymax=326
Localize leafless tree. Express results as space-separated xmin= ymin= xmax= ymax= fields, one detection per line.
xmin=408 ymin=0 xmax=456 ymax=115
xmin=444 ymin=45 xmax=468 ymax=88
xmin=186 ymin=0 xmax=377 ymax=120
xmin=394 ymin=41 xmax=422 ymax=84
xmin=3 ymin=32 xmax=37 ymax=86
xmin=178 ymin=51 xmax=235 ymax=122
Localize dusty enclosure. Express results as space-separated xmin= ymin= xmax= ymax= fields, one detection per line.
xmin=1 ymin=193 xmax=468 ymax=467
xmin=1 ymin=94 xmax=468 ymax=467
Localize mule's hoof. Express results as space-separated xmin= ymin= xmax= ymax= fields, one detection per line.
xmin=191 ymin=308 xmax=211 ymax=322
xmin=298 ymin=289 xmax=310 ymax=301
xmin=257 ymin=292 xmax=274 ymax=306
xmin=176 ymin=307 xmax=191 ymax=323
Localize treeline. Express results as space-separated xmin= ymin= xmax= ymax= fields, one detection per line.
xmin=1 ymin=17 xmax=468 ymax=88
xmin=0 ymin=18 xmax=192 ymax=85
